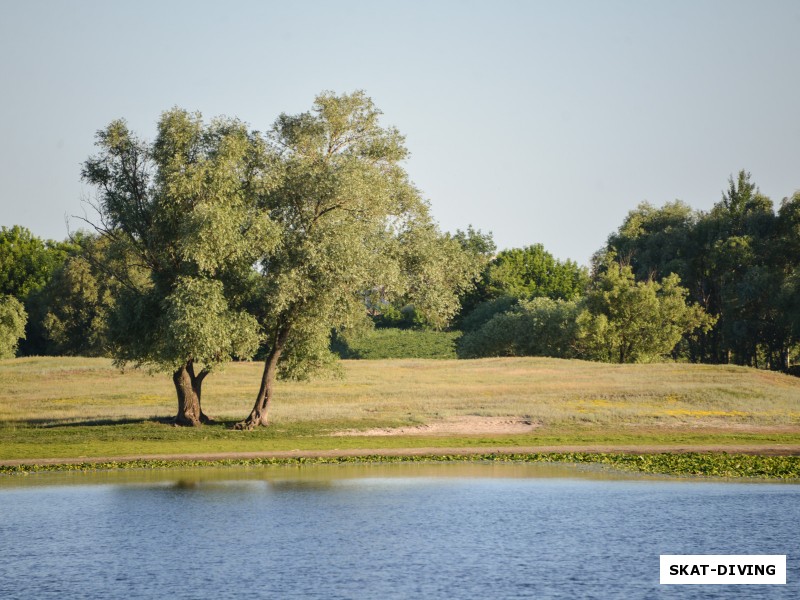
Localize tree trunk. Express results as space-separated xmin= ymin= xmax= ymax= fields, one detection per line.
xmin=235 ymin=328 xmax=290 ymax=430
xmin=781 ymin=347 xmax=790 ymax=372
xmin=172 ymin=361 xmax=211 ymax=426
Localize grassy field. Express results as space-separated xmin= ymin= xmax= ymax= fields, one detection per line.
xmin=1 ymin=356 xmax=799 ymax=464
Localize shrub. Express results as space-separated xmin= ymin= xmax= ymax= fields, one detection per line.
xmin=332 ymin=328 xmax=460 ymax=359
xmin=457 ymin=297 xmax=580 ymax=358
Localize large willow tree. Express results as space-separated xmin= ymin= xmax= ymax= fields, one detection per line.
xmin=235 ymin=91 xmax=481 ymax=429
xmin=82 ymin=110 xmax=277 ymax=425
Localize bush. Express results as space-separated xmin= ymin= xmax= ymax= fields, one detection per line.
xmin=457 ymin=297 xmax=580 ymax=359
xmin=458 ymin=296 xmax=519 ymax=333
xmin=332 ymin=328 xmax=460 ymax=359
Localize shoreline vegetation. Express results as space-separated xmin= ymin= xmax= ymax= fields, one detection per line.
xmin=3 ymin=452 xmax=800 ymax=480
xmin=1 ymin=356 xmax=798 ymax=479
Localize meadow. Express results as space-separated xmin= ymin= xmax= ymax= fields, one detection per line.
xmin=1 ymin=356 xmax=798 ymax=464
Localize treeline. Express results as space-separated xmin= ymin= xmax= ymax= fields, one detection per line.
xmin=2 ymin=172 xmax=798 ymax=374
xmin=451 ymin=171 xmax=799 ymax=372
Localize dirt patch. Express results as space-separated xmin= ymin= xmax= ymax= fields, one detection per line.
xmin=331 ymin=416 xmax=540 ymax=437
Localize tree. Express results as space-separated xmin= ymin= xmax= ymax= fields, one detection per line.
xmin=600 ymin=200 xmax=697 ymax=282
xmin=0 ymin=226 xmax=70 ymax=300
xmin=0 ymin=295 xmax=27 ymax=359
xmin=576 ymin=263 xmax=714 ymax=363
xmin=236 ymin=91 xmax=480 ymax=429
xmin=0 ymin=226 xmax=73 ymax=355
xmin=449 ymin=226 xmax=497 ymax=323
xmin=39 ymin=234 xmax=116 ymax=356
xmin=374 ymin=226 xmax=495 ymax=330
xmin=773 ymin=192 xmax=800 ymax=369
xmin=599 ymin=172 xmax=799 ymax=369
xmin=82 ymin=109 xmax=273 ymax=425
xmin=486 ymin=244 xmax=588 ymax=301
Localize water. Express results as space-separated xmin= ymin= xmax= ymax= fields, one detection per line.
xmin=0 ymin=463 xmax=797 ymax=599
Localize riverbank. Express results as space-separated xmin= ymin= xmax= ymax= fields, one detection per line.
xmin=2 ymin=356 xmax=798 ymax=478
xmin=3 ymin=449 xmax=800 ymax=479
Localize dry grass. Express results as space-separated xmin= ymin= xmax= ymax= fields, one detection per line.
xmin=1 ymin=356 xmax=798 ymax=429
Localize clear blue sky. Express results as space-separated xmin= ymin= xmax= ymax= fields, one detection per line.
xmin=2 ymin=0 xmax=798 ymax=264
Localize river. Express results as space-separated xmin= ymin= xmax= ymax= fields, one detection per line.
xmin=0 ymin=462 xmax=797 ymax=599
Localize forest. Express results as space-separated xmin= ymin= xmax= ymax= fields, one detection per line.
xmin=1 ymin=93 xmax=799 ymax=427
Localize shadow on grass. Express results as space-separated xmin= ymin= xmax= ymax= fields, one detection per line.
xmin=0 ymin=416 xmax=247 ymax=429
xmin=0 ymin=416 xmax=175 ymax=428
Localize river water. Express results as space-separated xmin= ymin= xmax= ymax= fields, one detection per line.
xmin=0 ymin=463 xmax=797 ymax=599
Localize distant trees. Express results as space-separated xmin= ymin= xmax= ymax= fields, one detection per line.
xmin=39 ymin=234 xmax=116 ymax=356
xmin=486 ymin=244 xmax=588 ymax=301
xmin=458 ymin=263 xmax=713 ymax=363
xmin=0 ymin=295 xmax=27 ymax=359
xmin=575 ymin=264 xmax=713 ymax=363
xmin=454 ymin=242 xmax=589 ymax=344
xmin=601 ymin=171 xmax=799 ymax=370
xmin=0 ymin=225 xmax=69 ymax=300
xmin=0 ymin=225 xmax=73 ymax=354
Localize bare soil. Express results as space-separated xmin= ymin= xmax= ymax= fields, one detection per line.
xmin=332 ymin=417 xmax=800 ymax=437
xmin=331 ymin=416 xmax=541 ymax=436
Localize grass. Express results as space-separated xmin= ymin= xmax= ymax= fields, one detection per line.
xmin=1 ymin=356 xmax=799 ymax=466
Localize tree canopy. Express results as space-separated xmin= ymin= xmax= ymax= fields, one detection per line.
xmin=576 ymin=263 xmax=714 ymax=363
xmin=237 ymin=91 xmax=481 ymax=428
xmin=486 ymin=244 xmax=588 ymax=301
xmin=82 ymin=109 xmax=273 ymax=424
xmin=0 ymin=295 xmax=27 ymax=359
xmin=601 ymin=170 xmax=799 ymax=369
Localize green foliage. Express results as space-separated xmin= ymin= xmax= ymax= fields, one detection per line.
xmin=576 ymin=263 xmax=714 ymax=363
xmin=251 ymin=91 xmax=481 ymax=378
xmin=332 ymin=328 xmax=460 ymax=359
xmin=3 ymin=452 xmax=798 ymax=481
xmin=457 ymin=297 xmax=579 ymax=358
xmin=599 ymin=200 xmax=697 ymax=282
xmin=451 ymin=225 xmax=496 ymax=258
xmin=487 ymin=244 xmax=588 ymax=301
xmin=458 ymin=296 xmax=519 ymax=333
xmin=162 ymin=277 xmax=261 ymax=368
xmin=601 ymin=171 xmax=800 ymax=370
xmin=0 ymin=226 xmax=71 ymax=300
xmin=82 ymin=108 xmax=274 ymax=376
xmin=38 ymin=234 xmax=117 ymax=356
xmin=0 ymin=295 xmax=27 ymax=358
xmin=0 ymin=226 xmax=75 ymax=355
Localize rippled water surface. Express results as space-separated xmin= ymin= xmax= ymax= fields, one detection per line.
xmin=0 ymin=463 xmax=797 ymax=599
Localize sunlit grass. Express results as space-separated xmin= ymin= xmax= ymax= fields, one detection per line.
xmin=1 ymin=356 xmax=798 ymax=461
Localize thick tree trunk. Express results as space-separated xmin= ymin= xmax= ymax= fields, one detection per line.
xmin=235 ymin=328 xmax=290 ymax=430
xmin=172 ymin=361 xmax=211 ymax=427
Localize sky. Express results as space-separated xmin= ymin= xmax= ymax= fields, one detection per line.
xmin=1 ymin=0 xmax=799 ymax=265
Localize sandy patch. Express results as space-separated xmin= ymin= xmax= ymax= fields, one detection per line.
xmin=331 ymin=416 xmax=540 ymax=437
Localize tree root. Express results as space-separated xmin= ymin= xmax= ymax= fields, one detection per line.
xmin=233 ymin=415 xmax=269 ymax=430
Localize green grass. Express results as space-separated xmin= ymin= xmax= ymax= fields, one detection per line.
xmin=2 ymin=420 xmax=799 ymax=461
xmin=1 ymin=356 xmax=799 ymax=466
